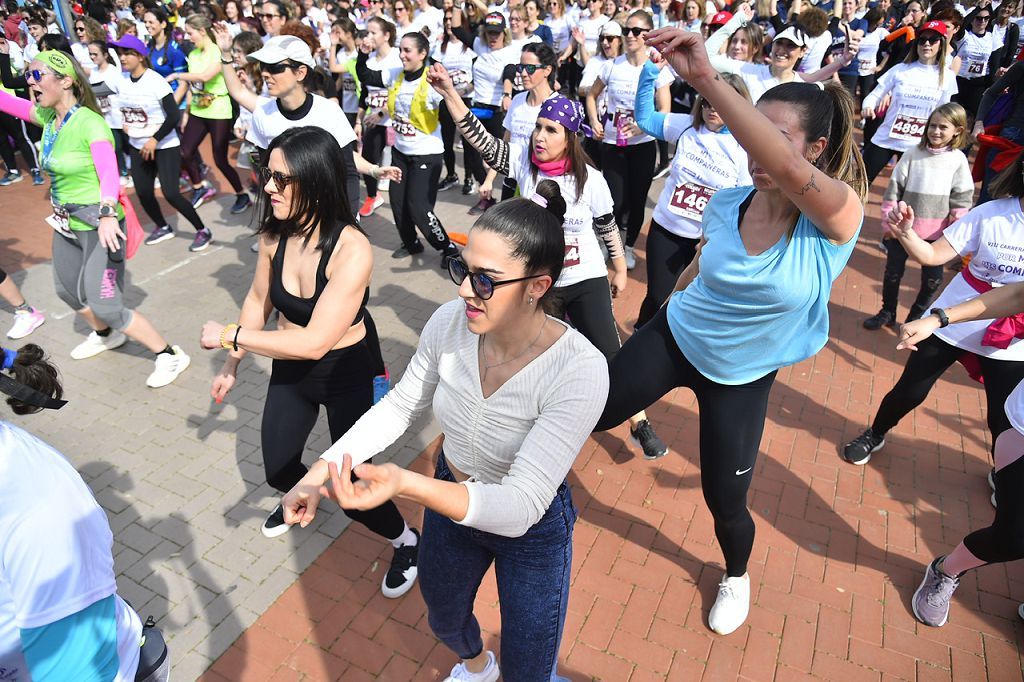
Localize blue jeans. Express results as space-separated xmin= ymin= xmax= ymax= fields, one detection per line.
xmin=418 ymin=452 xmax=576 ymax=682
xmin=980 ymin=125 xmax=1023 ymax=204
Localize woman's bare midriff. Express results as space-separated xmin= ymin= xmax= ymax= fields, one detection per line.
xmin=276 ymin=316 xmax=367 ymax=352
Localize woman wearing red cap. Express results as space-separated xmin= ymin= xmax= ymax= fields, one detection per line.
xmin=860 ymin=19 xmax=958 ymax=184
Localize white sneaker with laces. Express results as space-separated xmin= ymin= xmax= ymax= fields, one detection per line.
xmin=146 ymin=345 xmax=191 ymax=388
xmin=444 ymin=651 xmax=500 ymax=682
xmin=7 ymin=308 xmax=45 ymax=339
xmin=71 ymin=330 xmax=127 ymax=359
xmin=708 ymin=573 xmax=750 ymax=635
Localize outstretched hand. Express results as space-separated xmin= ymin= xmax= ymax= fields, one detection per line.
xmin=644 ymin=27 xmax=715 ymax=84
xmin=213 ymin=22 xmax=234 ymax=53
xmin=324 ymin=454 xmax=405 ymax=511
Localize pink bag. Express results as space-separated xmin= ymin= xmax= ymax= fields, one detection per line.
xmin=118 ymin=191 xmax=145 ymax=260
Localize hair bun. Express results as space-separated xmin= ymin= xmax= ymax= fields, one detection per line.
xmin=534 ymin=179 xmax=567 ymax=225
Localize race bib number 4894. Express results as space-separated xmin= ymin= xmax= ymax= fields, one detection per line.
xmin=890 ymin=111 xmax=927 ymax=141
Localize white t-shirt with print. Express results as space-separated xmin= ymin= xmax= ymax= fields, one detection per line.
xmin=857 ymin=27 xmax=889 ymax=76
xmin=365 ymin=48 xmax=404 ymax=125
xmin=863 ymin=62 xmax=958 ymax=152
xmin=932 ymin=198 xmax=1024 ymax=360
xmin=652 ymin=121 xmax=752 ymax=239
xmin=247 ymin=94 xmax=358 ymax=150
xmin=956 ymin=30 xmax=1001 ymax=79
xmin=89 ymin=64 xmax=124 ymax=130
xmin=471 ymin=37 xmax=535 ymax=106
xmin=547 ymin=16 xmax=572 ymax=52
xmin=507 ymin=143 xmax=613 ymax=287
xmin=576 ymin=14 xmax=609 ymax=55
xmin=504 ymin=91 xmax=557 ymax=146
xmin=335 ymin=46 xmax=360 ymax=113
xmin=0 ymin=422 xmax=142 ymax=682
xmin=118 ymin=69 xmax=179 ymax=150
xmin=598 ymin=56 xmax=675 ymax=146
xmin=380 ymin=70 xmax=445 ymax=155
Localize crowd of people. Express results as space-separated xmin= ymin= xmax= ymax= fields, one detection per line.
xmin=1 ymin=0 xmax=1023 ymax=677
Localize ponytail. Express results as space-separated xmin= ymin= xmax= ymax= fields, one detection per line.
xmin=2 ymin=344 xmax=64 ymax=415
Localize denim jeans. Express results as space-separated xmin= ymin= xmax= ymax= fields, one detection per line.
xmin=418 ymin=452 xmax=577 ymax=682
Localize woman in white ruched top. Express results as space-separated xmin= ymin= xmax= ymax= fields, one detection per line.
xmin=281 ymin=182 xmax=608 ymax=682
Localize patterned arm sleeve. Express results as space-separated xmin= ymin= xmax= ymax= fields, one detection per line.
xmin=594 ymin=213 xmax=624 ymax=261
xmin=457 ymin=110 xmax=510 ymax=175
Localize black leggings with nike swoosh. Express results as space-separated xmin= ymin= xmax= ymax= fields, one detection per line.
xmin=595 ymin=307 xmax=777 ymax=577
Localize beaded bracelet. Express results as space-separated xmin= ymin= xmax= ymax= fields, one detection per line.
xmin=221 ymin=323 xmax=239 ymax=350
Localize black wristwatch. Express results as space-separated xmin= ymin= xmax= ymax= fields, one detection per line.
xmin=930 ymin=308 xmax=950 ymax=328
xmin=98 ymin=203 xmax=117 ymax=219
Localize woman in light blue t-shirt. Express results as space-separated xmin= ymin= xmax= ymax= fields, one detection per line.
xmin=595 ymin=27 xmax=866 ymax=638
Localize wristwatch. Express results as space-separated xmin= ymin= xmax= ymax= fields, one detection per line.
xmin=929 ymin=308 xmax=950 ymax=328
xmin=98 ymin=202 xmax=117 ymax=219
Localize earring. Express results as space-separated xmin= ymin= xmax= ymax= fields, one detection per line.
xmin=529 ymin=296 xmax=534 ymax=305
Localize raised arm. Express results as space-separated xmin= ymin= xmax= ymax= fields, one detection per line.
xmin=801 ymin=30 xmax=861 ymax=82
xmin=428 ymin=63 xmax=511 ymax=174
xmin=213 ymin=22 xmax=260 ymax=111
xmin=647 ymin=27 xmax=863 ymax=243
xmin=354 ymin=50 xmax=387 ymax=88
xmin=634 ymin=59 xmax=687 ymax=140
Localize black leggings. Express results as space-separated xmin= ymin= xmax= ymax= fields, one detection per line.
xmin=878 ymin=238 xmax=943 ymax=318
xmin=602 ymin=140 xmax=658 ymax=247
xmin=863 ymin=139 xmax=901 ymax=186
xmin=595 ymin=307 xmax=777 ymax=577
xmin=180 ymin=114 xmax=243 ymax=193
xmin=439 ymin=98 xmax=470 ymax=178
xmin=361 ymin=123 xmax=387 ymax=198
xmin=391 ymin=150 xmax=452 ymax=252
xmin=552 ymin=276 xmax=620 ymax=361
xmin=636 ymin=219 xmax=699 ymax=328
xmin=871 ymin=335 xmax=1024 ymax=452
xmin=462 ymin=105 xmax=505 ymax=185
xmin=0 ymin=110 xmax=39 ymax=173
xmin=954 ymin=75 xmax=989 ymax=119
xmin=112 ymin=128 xmax=128 ymax=177
xmin=965 ymin=449 xmax=1024 ymax=563
xmin=129 ymin=145 xmax=206 ymax=232
xmin=262 ymin=333 xmax=406 ymax=540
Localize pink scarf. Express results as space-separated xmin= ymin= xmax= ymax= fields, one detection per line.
xmin=532 ymin=152 xmax=572 ymax=176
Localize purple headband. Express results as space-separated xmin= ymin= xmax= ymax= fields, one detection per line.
xmin=538 ymin=96 xmax=592 ymax=137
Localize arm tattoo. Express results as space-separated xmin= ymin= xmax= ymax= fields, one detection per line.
xmin=594 ymin=213 xmax=625 ymax=261
xmin=795 ymin=172 xmax=820 ymax=195
xmin=456 ymin=111 xmax=510 ymax=175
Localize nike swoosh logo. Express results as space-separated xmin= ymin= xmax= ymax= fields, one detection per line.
xmin=735 ymin=467 xmax=753 ymax=476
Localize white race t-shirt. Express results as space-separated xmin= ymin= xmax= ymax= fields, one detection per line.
xmin=0 ymin=422 xmax=142 ymax=682
xmin=931 ymin=198 xmax=1024 ymax=360
xmin=799 ymin=31 xmax=833 ymax=72
xmin=504 ymin=91 xmax=556 ymax=146
xmin=863 ymin=62 xmax=958 ymax=152
xmin=335 ymin=46 xmax=360 ymax=113
xmin=956 ymin=30 xmax=1001 ymax=79
xmin=547 ymin=16 xmax=572 ymax=52
xmin=576 ymin=13 xmax=609 ymax=55
xmin=365 ymin=48 xmax=404 ymax=124
xmin=598 ymin=56 xmax=675 ymax=145
xmin=652 ymin=121 xmax=752 ymax=239
xmin=89 ymin=64 xmax=124 ymax=130
xmin=507 ymin=143 xmax=614 ymax=287
xmin=381 ymin=70 xmax=445 ymax=155
xmin=118 ymin=69 xmax=179 ymax=150
xmin=247 ymin=94 xmax=358 ymax=150
xmin=412 ymin=5 xmax=445 ymax=43
xmin=857 ymin=26 xmax=889 ymax=76
xmin=471 ymin=38 xmax=528 ymax=106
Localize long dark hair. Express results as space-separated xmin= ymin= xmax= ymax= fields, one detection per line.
xmin=256 ymin=126 xmax=360 ymax=251
xmin=472 ymin=179 xmax=567 ymax=311
xmin=991 ymin=149 xmax=1024 ymax=199
xmin=3 ymin=344 xmax=63 ymax=415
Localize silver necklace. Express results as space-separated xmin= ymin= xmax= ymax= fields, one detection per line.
xmin=481 ymin=319 xmax=546 ymax=382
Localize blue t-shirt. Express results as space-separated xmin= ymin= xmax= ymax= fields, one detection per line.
xmin=666 ymin=187 xmax=861 ymax=385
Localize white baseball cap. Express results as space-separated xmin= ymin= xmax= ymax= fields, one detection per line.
xmin=773 ymin=26 xmax=807 ymax=47
xmin=600 ymin=21 xmax=623 ymax=37
xmin=247 ymin=35 xmax=316 ymax=69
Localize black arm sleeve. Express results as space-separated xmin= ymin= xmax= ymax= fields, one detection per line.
xmin=453 ymin=22 xmax=476 ymax=49
xmin=501 ymin=63 xmax=517 ymax=89
xmin=1001 ymin=24 xmax=1020 ymax=68
xmin=0 ymin=53 xmax=28 ymax=90
xmin=355 ymin=51 xmax=386 ymax=89
xmin=594 ymin=213 xmax=624 ymax=260
xmin=152 ymin=93 xmax=180 ymax=141
xmin=770 ymin=14 xmax=787 ymax=33
xmin=456 ymin=110 xmax=510 ymax=175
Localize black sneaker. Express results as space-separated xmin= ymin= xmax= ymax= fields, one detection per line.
xmin=468 ymin=197 xmax=495 ymax=216
xmin=863 ymin=310 xmax=897 ymax=331
xmin=230 ymin=193 xmax=252 ymax=214
xmin=439 ymin=174 xmax=460 ymax=191
xmin=842 ymin=428 xmax=885 ymax=465
xmin=631 ymin=419 xmax=668 ymax=460
xmin=261 ymin=504 xmax=291 ymax=538
xmin=462 ymin=177 xmax=476 ymax=195
xmin=392 ymin=241 xmax=425 ymax=258
xmin=440 ymin=244 xmax=459 ymax=269
xmin=382 ymin=529 xmax=419 ymax=598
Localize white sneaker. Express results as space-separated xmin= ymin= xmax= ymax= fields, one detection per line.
xmin=708 ymin=573 xmax=750 ymax=635
xmin=379 ymin=178 xmax=390 ymax=192
xmin=624 ymin=245 xmax=637 ymax=270
xmin=444 ymin=651 xmax=500 ymax=682
xmin=7 ymin=308 xmax=45 ymax=339
xmin=146 ymin=345 xmax=191 ymax=388
xmin=71 ymin=330 xmax=127 ymax=359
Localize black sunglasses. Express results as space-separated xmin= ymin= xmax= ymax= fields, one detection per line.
xmin=448 ymin=258 xmax=544 ymax=300
xmin=517 ymin=62 xmax=545 ymax=74
xmin=918 ymin=33 xmax=942 ymax=44
xmin=260 ymin=60 xmax=296 ymax=74
xmin=259 ymin=165 xmax=297 ymax=189
xmin=257 ymin=12 xmax=281 ymax=18
xmin=623 ymin=26 xmax=645 ymax=36
xmin=974 ymin=14 xmax=991 ymax=21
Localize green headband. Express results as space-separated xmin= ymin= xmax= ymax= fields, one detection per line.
xmin=36 ymin=50 xmax=78 ymax=81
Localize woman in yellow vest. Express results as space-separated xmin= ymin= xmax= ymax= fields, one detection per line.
xmin=356 ymin=32 xmax=460 ymax=267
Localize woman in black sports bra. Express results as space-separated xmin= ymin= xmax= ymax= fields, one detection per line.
xmin=199 ymin=126 xmax=422 ymax=600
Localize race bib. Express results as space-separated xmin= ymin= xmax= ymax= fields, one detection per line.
xmin=120 ymin=106 xmax=150 ymax=135
xmin=393 ymin=115 xmax=416 ymax=137
xmin=366 ymin=90 xmax=388 ymax=110
xmin=890 ymin=110 xmax=927 ymax=141
xmin=98 ymin=96 xmax=111 ymax=113
xmin=966 ymin=59 xmax=986 ymax=76
xmin=47 ymin=203 xmax=72 ymax=236
xmin=564 ymin=236 xmax=580 ymax=267
xmin=450 ymin=69 xmax=472 ymax=97
xmin=668 ymin=181 xmax=715 ymax=220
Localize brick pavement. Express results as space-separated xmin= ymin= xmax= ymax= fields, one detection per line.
xmin=2 ymin=146 xmax=1022 ymax=681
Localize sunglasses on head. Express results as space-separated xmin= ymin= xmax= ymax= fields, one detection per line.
xmin=623 ymin=26 xmax=645 ymax=36
xmin=259 ymin=165 xmax=297 ymax=189
xmin=517 ymin=62 xmax=544 ymax=74
xmin=448 ymin=258 xmax=544 ymax=300
xmin=918 ymin=33 xmax=942 ymax=44
xmin=260 ymin=60 xmax=296 ymax=74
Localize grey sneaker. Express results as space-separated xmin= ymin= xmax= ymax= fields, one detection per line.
xmin=189 ymin=228 xmax=213 ymax=252
xmin=624 ymin=245 xmax=637 ymax=270
xmin=912 ymin=557 xmax=959 ymax=627
xmin=842 ymin=428 xmax=885 ymax=465
xmin=145 ymin=225 xmax=175 ymax=245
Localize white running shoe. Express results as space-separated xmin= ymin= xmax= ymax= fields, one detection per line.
xmin=708 ymin=573 xmax=750 ymax=635
xmin=71 ymin=330 xmax=127 ymax=359
xmin=624 ymin=245 xmax=637 ymax=270
xmin=7 ymin=308 xmax=45 ymax=339
xmin=444 ymin=651 xmax=500 ymax=682
xmin=146 ymin=345 xmax=191 ymax=388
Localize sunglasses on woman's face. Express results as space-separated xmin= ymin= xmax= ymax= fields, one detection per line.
xmin=448 ymin=258 xmax=543 ymax=300
xmin=623 ymin=26 xmax=645 ymax=36
xmin=257 ymin=12 xmax=281 ymax=19
xmin=260 ymin=60 xmax=295 ymax=74
xmin=259 ymin=165 xmax=297 ymax=190
xmin=918 ymin=33 xmax=942 ymax=44
xmin=974 ymin=14 xmax=991 ymax=21
xmin=517 ymin=62 xmax=544 ymax=74
xmin=25 ymin=69 xmax=56 ymax=83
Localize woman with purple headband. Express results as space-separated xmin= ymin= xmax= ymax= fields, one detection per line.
xmin=428 ymin=67 xmax=671 ymax=461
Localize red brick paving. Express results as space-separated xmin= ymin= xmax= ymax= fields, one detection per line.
xmin=201 ymin=180 xmax=1024 ymax=680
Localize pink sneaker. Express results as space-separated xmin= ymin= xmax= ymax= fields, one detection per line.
xmin=7 ymin=308 xmax=45 ymax=339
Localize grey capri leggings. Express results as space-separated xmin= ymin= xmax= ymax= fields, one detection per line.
xmin=52 ymin=226 xmax=133 ymax=331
